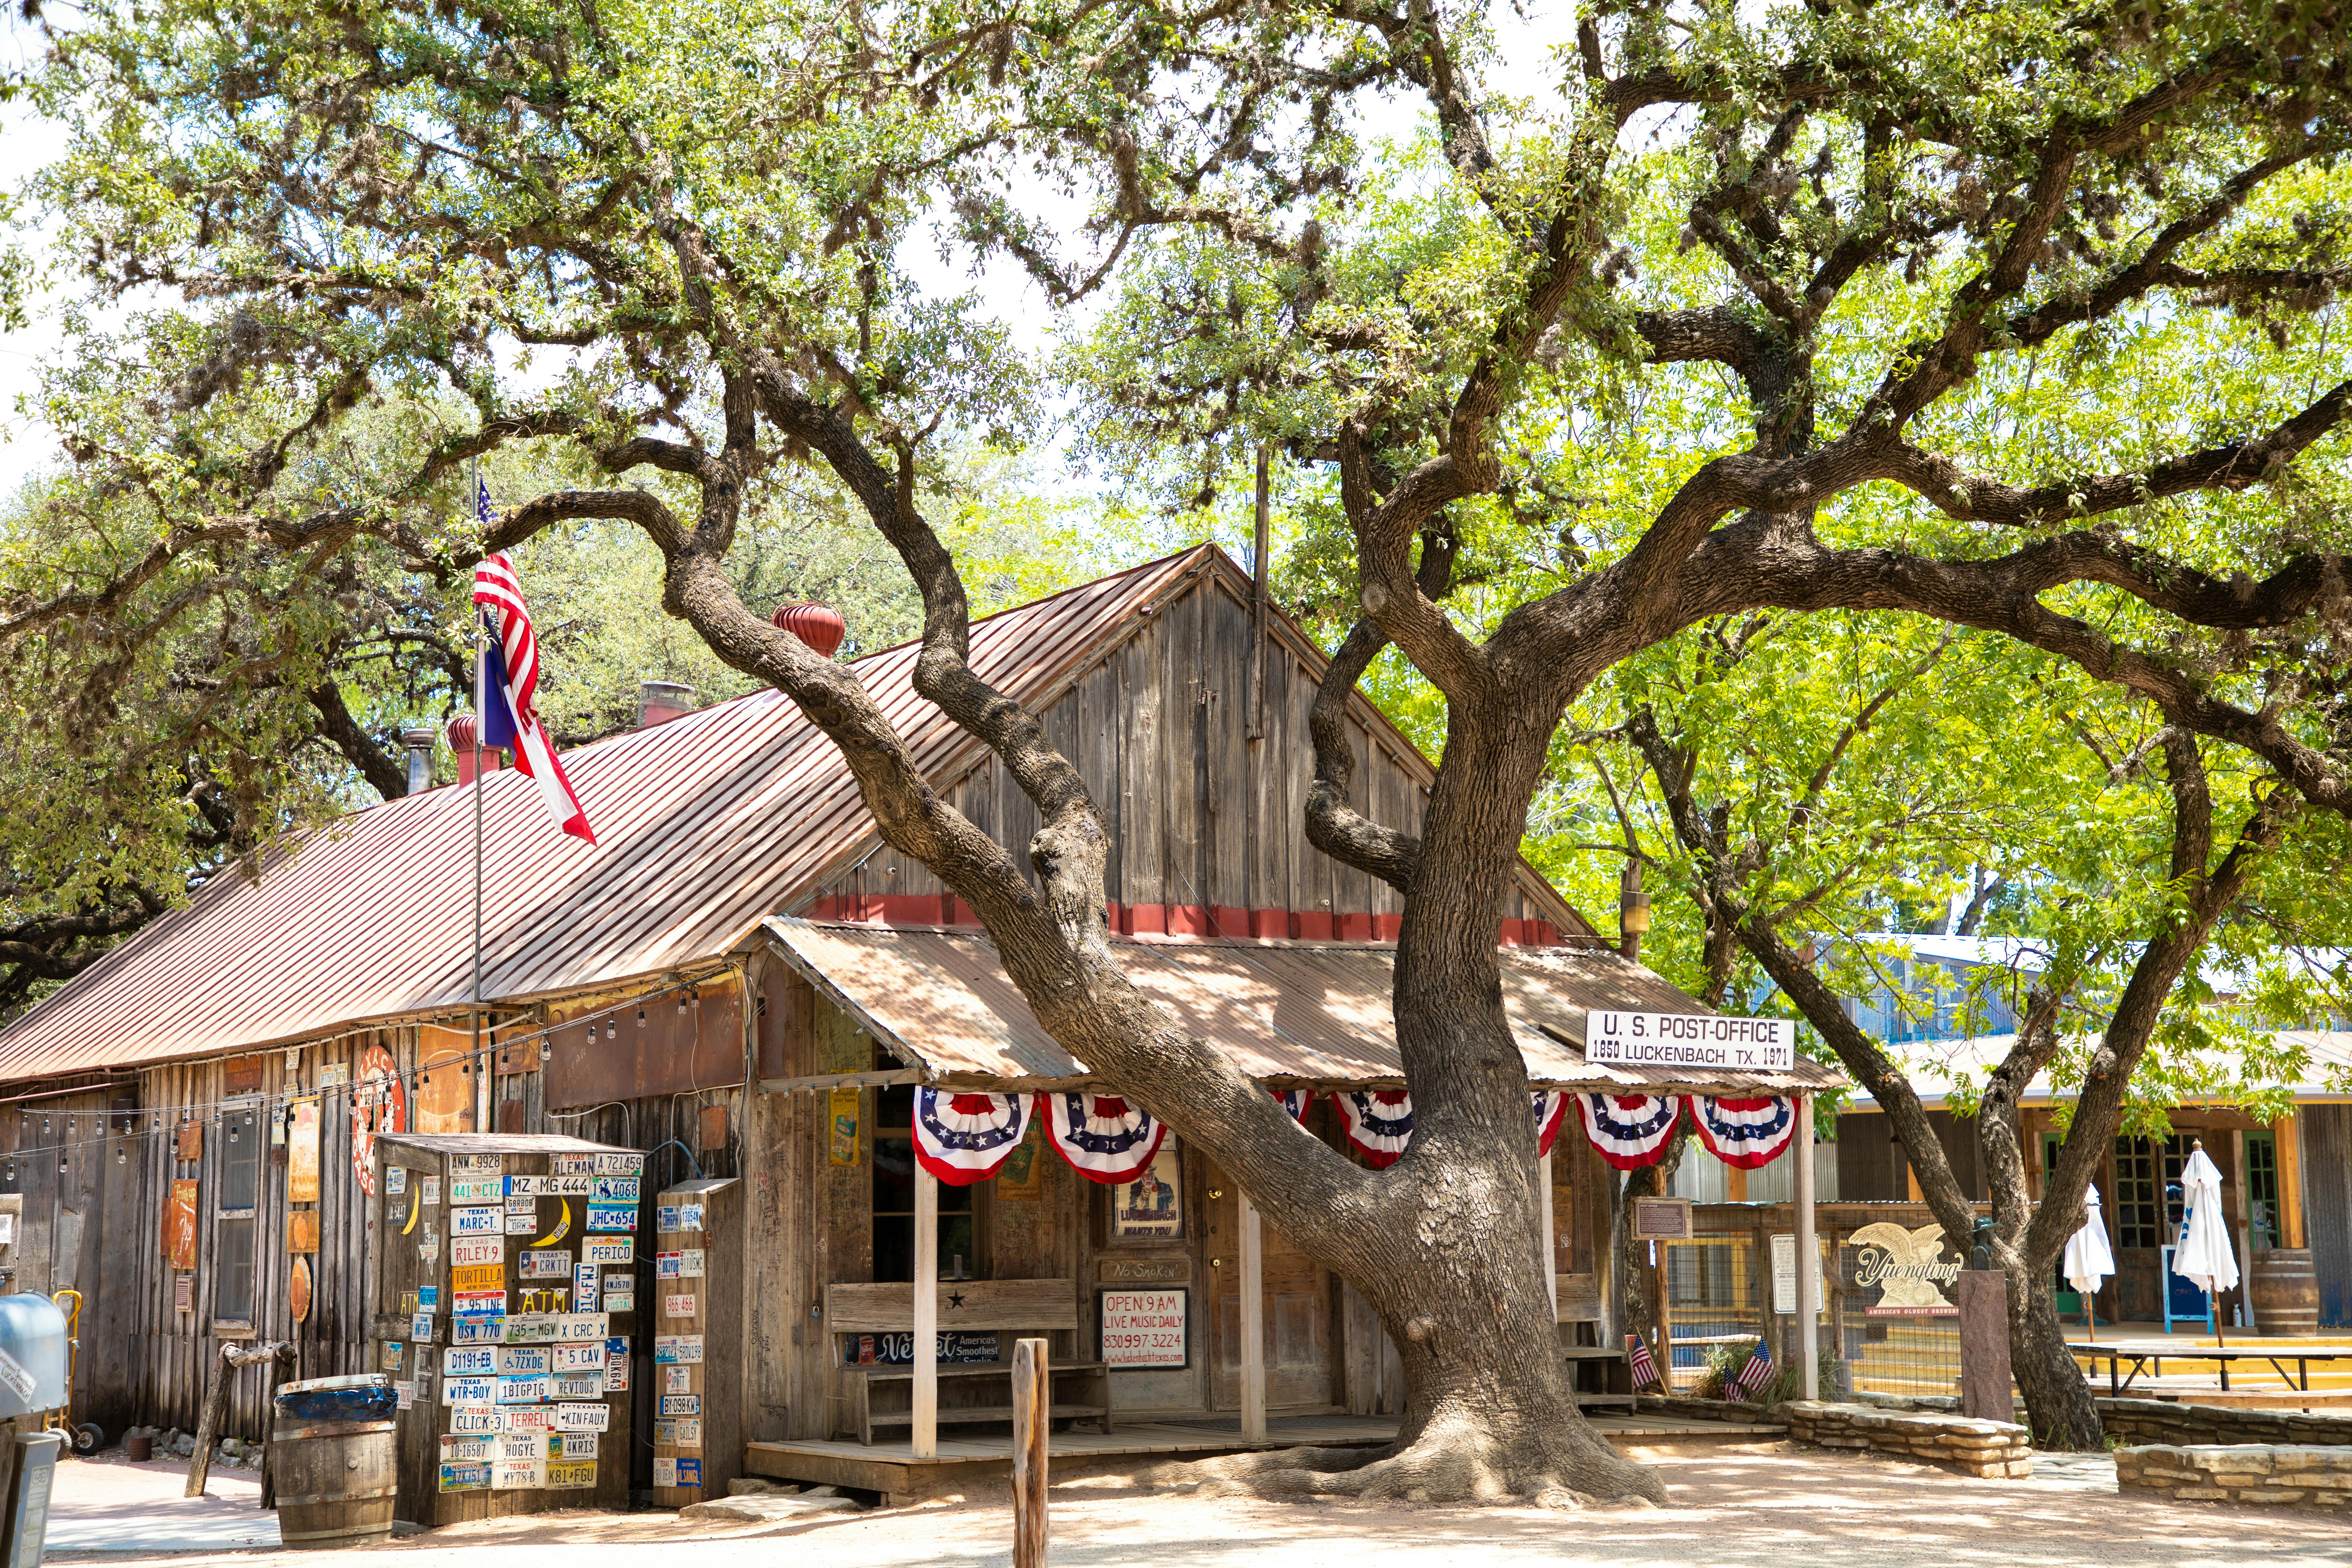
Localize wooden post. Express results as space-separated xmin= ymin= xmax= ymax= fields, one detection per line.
xmin=2275 ymin=1113 xmax=2305 ymax=1249
xmin=1245 ymin=446 xmax=1271 ymax=741
xmin=912 ymin=1160 xmax=938 ymax=1459
xmin=187 ymin=1341 xmax=290 ymax=1497
xmin=1011 ymin=1337 xmax=1049 ymax=1568
xmin=1537 ymin=1151 xmax=1557 ymax=1321
xmin=1239 ymin=1190 xmax=1266 ymax=1443
xmin=1795 ymin=1093 xmax=1819 ymax=1400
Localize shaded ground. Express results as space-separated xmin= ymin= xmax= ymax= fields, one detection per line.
xmin=44 ymin=1440 xmax=2352 ymax=1567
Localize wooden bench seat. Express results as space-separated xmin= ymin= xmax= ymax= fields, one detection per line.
xmin=841 ymin=1358 xmax=1114 ymax=1445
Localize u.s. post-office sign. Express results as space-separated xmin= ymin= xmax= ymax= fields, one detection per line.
xmin=1581 ymin=1010 xmax=1797 ymax=1071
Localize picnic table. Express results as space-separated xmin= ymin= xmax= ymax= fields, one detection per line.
xmin=2069 ymin=1339 xmax=2352 ymax=1396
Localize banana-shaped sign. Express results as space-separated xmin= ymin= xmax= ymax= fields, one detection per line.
xmin=530 ymin=1199 xmax=572 ymax=1248
xmin=400 ymin=1186 xmax=420 ymax=1236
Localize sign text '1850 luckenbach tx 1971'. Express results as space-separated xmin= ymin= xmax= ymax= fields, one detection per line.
xmin=1582 ymin=1011 xmax=1797 ymax=1072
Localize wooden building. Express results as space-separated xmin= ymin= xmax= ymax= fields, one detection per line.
xmin=1836 ymin=1037 xmax=2352 ymax=1330
xmin=0 ymin=545 xmax=1835 ymax=1496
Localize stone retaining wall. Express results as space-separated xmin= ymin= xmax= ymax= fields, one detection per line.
xmin=2115 ymin=1444 xmax=2352 ymax=1508
xmin=1630 ymin=1394 xmax=1788 ymax=1424
xmin=1783 ymin=1401 xmax=2033 ymax=1479
xmin=2096 ymin=1399 xmax=2352 ymax=1448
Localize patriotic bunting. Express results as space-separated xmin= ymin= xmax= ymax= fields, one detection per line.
xmin=1269 ymin=1087 xmax=1315 ymax=1123
xmin=1575 ymin=1093 xmax=1683 ymax=1170
xmin=1689 ymin=1095 xmax=1799 ymax=1169
xmin=1043 ymin=1092 xmax=1166 ymax=1183
xmin=1531 ymin=1092 xmax=1571 ymax=1158
xmin=911 ymin=1090 xmax=1034 ymax=1186
xmin=1335 ymin=1091 xmax=1414 ymax=1169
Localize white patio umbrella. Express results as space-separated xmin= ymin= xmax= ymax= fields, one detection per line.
xmin=2062 ymin=1184 xmax=2116 ymax=1338
xmin=2174 ymin=1143 xmax=2240 ymax=1341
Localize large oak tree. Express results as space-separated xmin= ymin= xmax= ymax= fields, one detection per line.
xmin=8 ymin=0 xmax=2351 ymax=1500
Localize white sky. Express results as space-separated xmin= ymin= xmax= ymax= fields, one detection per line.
xmin=0 ymin=9 xmax=1569 ymax=501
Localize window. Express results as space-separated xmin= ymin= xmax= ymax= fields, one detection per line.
xmin=2246 ymin=1132 xmax=2281 ymax=1252
xmin=215 ymin=1099 xmax=262 ymax=1323
xmin=2112 ymin=1134 xmax=2194 ymax=1250
xmin=871 ymin=1086 xmax=976 ymax=1283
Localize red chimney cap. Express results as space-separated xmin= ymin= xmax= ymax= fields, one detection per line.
xmin=772 ymin=600 xmax=847 ymax=659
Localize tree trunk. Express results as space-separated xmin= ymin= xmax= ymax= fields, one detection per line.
xmin=2003 ymin=1265 xmax=2100 ymax=1449
xmin=1158 ymin=704 xmax=1667 ymax=1508
xmin=1612 ymin=1138 xmax=1688 ymax=1351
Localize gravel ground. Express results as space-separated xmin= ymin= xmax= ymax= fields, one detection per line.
xmin=43 ymin=1440 xmax=2352 ymax=1568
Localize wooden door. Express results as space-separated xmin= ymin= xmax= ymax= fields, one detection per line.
xmin=1201 ymin=1168 xmax=1332 ymax=1410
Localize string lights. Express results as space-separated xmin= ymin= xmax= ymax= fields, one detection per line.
xmin=0 ymin=965 xmax=729 ymax=1171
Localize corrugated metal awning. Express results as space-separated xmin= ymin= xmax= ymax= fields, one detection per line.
xmin=762 ymin=918 xmax=1844 ymax=1096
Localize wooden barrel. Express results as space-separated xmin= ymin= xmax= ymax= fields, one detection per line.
xmin=271 ymin=1418 xmax=397 ymax=1546
xmin=2247 ymin=1248 xmax=2320 ymax=1336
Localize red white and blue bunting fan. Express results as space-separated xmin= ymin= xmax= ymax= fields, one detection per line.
xmin=912 ymin=1090 xmax=1035 ymax=1186
xmin=1576 ymin=1093 xmax=1683 ymax=1170
xmin=1336 ymin=1090 xmax=1414 ymax=1169
xmin=1689 ymin=1095 xmax=1798 ymax=1169
xmin=1269 ymin=1087 xmax=1315 ymax=1123
xmin=1044 ymin=1091 xmax=1167 ymax=1183
xmin=1531 ymin=1092 xmax=1571 ymax=1157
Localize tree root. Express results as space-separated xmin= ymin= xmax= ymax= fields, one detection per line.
xmin=1139 ymin=1424 xmax=1669 ymax=1509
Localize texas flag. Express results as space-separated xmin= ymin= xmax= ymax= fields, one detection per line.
xmin=470 ymin=491 xmax=596 ymax=844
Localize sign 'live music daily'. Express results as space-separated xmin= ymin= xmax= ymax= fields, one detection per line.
xmin=1583 ymin=1011 xmax=1796 ymax=1071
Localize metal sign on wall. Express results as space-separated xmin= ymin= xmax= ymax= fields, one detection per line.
xmin=1584 ymin=1012 xmax=1797 ymax=1072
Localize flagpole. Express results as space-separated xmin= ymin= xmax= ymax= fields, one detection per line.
xmin=472 ymin=460 xmax=487 ymax=1134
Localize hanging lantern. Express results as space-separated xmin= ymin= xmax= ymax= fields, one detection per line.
xmin=1043 ymin=1092 xmax=1166 ymax=1183
xmin=1575 ymin=1093 xmax=1684 ymax=1170
xmin=1689 ymin=1096 xmax=1798 ymax=1169
xmin=912 ymin=1091 xmax=1034 ymax=1185
xmin=1334 ymin=1091 xmax=1413 ymax=1168
xmin=771 ymin=601 xmax=848 ymax=658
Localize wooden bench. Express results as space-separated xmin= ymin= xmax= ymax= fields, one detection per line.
xmin=842 ymin=1359 xmax=1115 ymax=1446
xmin=826 ymin=1279 xmax=1112 ymax=1446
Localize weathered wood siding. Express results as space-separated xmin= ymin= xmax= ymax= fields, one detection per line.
xmin=819 ymin=558 xmax=1583 ymax=934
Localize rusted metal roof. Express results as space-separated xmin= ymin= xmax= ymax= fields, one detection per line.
xmin=0 ymin=544 xmax=1624 ymax=1087
xmin=0 ymin=552 xmax=1207 ymax=1082
xmin=763 ymin=918 xmax=1844 ymax=1096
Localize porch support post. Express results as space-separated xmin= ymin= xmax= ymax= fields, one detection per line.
xmin=913 ymin=1160 xmax=938 ymax=1458
xmin=1796 ymin=1092 xmax=1818 ymax=1400
xmin=1239 ymin=1188 xmax=1267 ymax=1443
xmin=1538 ymin=1149 xmax=1557 ymax=1321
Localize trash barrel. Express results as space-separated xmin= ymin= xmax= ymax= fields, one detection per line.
xmin=270 ymin=1376 xmax=398 ymax=1548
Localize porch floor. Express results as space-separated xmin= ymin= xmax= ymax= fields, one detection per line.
xmin=743 ymin=1410 xmax=1783 ymax=1503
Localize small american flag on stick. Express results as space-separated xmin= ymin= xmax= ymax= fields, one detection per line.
xmin=1626 ymin=1333 xmax=1661 ymax=1392
xmin=1732 ymin=1338 xmax=1774 ymax=1400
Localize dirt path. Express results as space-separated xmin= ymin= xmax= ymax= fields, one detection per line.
xmin=48 ymin=1441 xmax=2352 ymax=1568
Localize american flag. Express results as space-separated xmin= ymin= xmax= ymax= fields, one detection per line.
xmin=1626 ymin=1332 xmax=1661 ymax=1392
xmin=471 ymin=480 xmax=597 ymax=844
xmin=1732 ymin=1338 xmax=1774 ymax=1400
